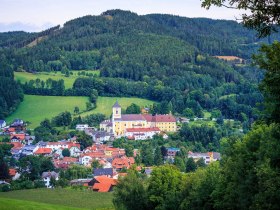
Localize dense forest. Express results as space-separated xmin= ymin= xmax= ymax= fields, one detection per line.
xmin=0 ymin=10 xmax=276 ymax=123
xmin=0 ymin=62 xmax=23 ymax=118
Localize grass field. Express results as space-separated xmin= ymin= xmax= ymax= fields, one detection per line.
xmin=0 ymin=188 xmax=114 ymax=210
xmin=14 ymin=71 xmax=99 ymax=89
xmin=6 ymin=95 xmax=154 ymax=128
xmin=6 ymin=95 xmax=89 ymax=128
xmin=80 ymin=96 xmax=154 ymax=117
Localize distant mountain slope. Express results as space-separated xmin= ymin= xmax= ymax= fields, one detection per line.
xmin=0 ymin=10 xmax=273 ymax=121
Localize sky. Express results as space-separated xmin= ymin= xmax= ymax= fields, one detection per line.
xmin=0 ymin=0 xmax=244 ymax=32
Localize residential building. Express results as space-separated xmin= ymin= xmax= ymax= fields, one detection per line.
xmin=188 ymin=151 xmax=221 ymax=164
xmin=93 ymin=168 xmax=114 ymax=178
xmin=112 ymin=156 xmax=135 ymax=170
xmin=41 ymin=171 xmax=59 ymax=188
xmin=125 ymin=127 xmax=160 ymax=140
xmin=21 ymin=144 xmax=38 ymax=156
xmin=92 ymin=176 xmax=117 ymax=192
xmin=76 ymin=124 xmax=89 ymax=131
xmin=0 ymin=120 xmax=6 ymax=128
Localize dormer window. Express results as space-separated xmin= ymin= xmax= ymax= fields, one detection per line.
xmin=116 ymin=110 xmax=118 ymax=114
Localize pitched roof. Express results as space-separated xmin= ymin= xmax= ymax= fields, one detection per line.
xmin=126 ymin=127 xmax=160 ymax=133
xmin=9 ymin=168 xmax=17 ymax=176
xmin=10 ymin=133 xmax=25 ymax=141
xmin=42 ymin=171 xmax=59 ymax=179
xmin=117 ymin=114 xmax=145 ymax=121
xmin=94 ymin=168 xmax=114 ymax=177
xmin=112 ymin=156 xmax=135 ymax=169
xmin=92 ymin=176 xmax=117 ymax=192
xmin=34 ymin=148 xmax=52 ymax=154
xmin=112 ymin=101 xmax=121 ymax=108
xmin=143 ymin=114 xmax=176 ymax=122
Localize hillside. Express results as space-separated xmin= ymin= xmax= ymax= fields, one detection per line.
xmin=0 ymin=10 xmax=274 ymax=122
xmin=6 ymin=95 xmax=154 ymax=128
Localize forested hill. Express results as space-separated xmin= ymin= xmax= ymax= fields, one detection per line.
xmin=1 ymin=9 xmax=278 ymax=121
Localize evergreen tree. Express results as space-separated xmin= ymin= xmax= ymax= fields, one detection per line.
xmin=186 ymin=158 xmax=197 ymax=172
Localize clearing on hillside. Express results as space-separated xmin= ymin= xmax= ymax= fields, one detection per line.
xmin=14 ymin=71 xmax=99 ymax=89
xmin=80 ymin=96 xmax=155 ymax=117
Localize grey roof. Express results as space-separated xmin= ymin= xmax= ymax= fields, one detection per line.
xmin=94 ymin=168 xmax=114 ymax=177
xmin=115 ymin=114 xmax=145 ymax=122
xmin=22 ymin=145 xmax=37 ymax=151
xmin=213 ymin=152 xmax=221 ymax=160
xmin=42 ymin=171 xmax=59 ymax=179
xmin=11 ymin=119 xmax=24 ymax=126
xmin=0 ymin=120 xmax=6 ymax=124
xmin=112 ymin=101 xmax=121 ymax=108
xmin=145 ymin=168 xmax=153 ymax=175
xmin=25 ymin=135 xmax=35 ymax=141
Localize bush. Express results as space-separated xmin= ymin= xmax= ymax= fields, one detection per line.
xmin=0 ymin=184 xmax=10 ymax=192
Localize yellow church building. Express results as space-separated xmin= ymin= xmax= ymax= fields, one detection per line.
xmin=101 ymin=101 xmax=177 ymax=137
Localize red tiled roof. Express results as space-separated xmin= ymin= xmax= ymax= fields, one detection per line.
xmin=81 ymin=152 xmax=105 ymax=158
xmin=10 ymin=133 xmax=25 ymax=140
xmin=126 ymin=127 xmax=160 ymax=133
xmin=11 ymin=142 xmax=24 ymax=149
xmin=7 ymin=127 xmax=16 ymax=132
xmin=9 ymin=168 xmax=16 ymax=176
xmin=34 ymin=148 xmax=52 ymax=154
xmin=142 ymin=114 xmax=176 ymax=122
xmin=92 ymin=176 xmax=117 ymax=192
xmin=112 ymin=156 xmax=135 ymax=169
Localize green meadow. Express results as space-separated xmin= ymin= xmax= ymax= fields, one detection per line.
xmin=81 ymin=96 xmax=155 ymax=117
xmin=6 ymin=95 xmax=154 ymax=128
xmin=14 ymin=70 xmax=100 ymax=89
xmin=6 ymin=95 xmax=89 ymax=128
xmin=0 ymin=188 xmax=114 ymax=210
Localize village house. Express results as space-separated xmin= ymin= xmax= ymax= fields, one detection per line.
xmin=76 ymin=124 xmax=89 ymax=131
xmin=0 ymin=120 xmax=6 ymax=128
xmin=164 ymin=147 xmax=180 ymax=162
xmin=10 ymin=133 xmax=25 ymax=144
xmin=112 ymin=156 xmax=135 ymax=171
xmin=34 ymin=148 xmax=53 ymax=156
xmin=10 ymin=119 xmax=25 ymax=132
xmin=41 ymin=171 xmax=59 ymax=188
xmin=70 ymin=179 xmax=93 ymax=187
xmin=21 ymin=144 xmax=38 ymax=156
xmin=10 ymin=142 xmax=24 ymax=158
xmin=188 ymin=151 xmax=221 ymax=164
xmin=93 ymin=168 xmax=115 ymax=178
xmin=100 ymin=120 xmax=113 ymax=133
xmin=91 ymin=131 xmax=112 ymax=143
xmin=25 ymin=134 xmax=35 ymax=145
xmin=125 ymin=127 xmax=161 ymax=140
xmin=91 ymin=176 xmax=117 ymax=192
xmin=53 ymin=157 xmax=78 ymax=169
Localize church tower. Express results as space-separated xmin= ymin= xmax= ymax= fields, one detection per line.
xmin=112 ymin=101 xmax=121 ymax=120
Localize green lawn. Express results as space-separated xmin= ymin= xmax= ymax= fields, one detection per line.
xmin=15 ymin=71 xmax=100 ymax=89
xmin=81 ymin=96 xmax=154 ymax=117
xmin=6 ymin=95 xmax=154 ymax=128
xmin=0 ymin=197 xmax=86 ymax=210
xmin=6 ymin=95 xmax=89 ymax=128
xmin=0 ymin=188 xmax=114 ymax=210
